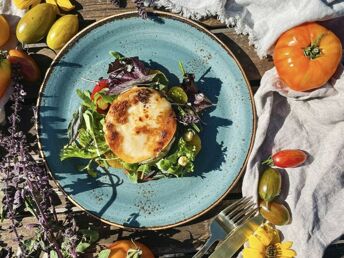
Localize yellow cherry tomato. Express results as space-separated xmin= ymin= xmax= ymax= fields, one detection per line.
xmin=0 ymin=55 xmax=11 ymax=98
xmin=0 ymin=15 xmax=10 ymax=47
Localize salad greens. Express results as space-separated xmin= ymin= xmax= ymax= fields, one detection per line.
xmin=60 ymin=52 xmax=213 ymax=183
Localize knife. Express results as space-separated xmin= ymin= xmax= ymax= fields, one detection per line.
xmin=209 ymin=214 xmax=264 ymax=258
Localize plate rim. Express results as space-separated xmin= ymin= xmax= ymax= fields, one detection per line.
xmin=36 ymin=10 xmax=257 ymax=230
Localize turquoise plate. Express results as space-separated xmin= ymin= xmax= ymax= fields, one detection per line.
xmin=37 ymin=11 xmax=255 ymax=229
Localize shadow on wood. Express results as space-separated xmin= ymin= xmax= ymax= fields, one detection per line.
xmin=215 ymin=33 xmax=261 ymax=87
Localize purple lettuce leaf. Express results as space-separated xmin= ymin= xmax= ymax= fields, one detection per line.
xmin=193 ymin=93 xmax=213 ymax=113
xmin=106 ymin=56 xmax=156 ymax=95
xmin=181 ymin=73 xmax=213 ymax=113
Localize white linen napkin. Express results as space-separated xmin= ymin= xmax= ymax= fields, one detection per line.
xmin=151 ymin=0 xmax=344 ymax=257
xmin=152 ymin=0 xmax=344 ymax=58
xmin=241 ymin=66 xmax=344 ymax=258
xmin=0 ymin=0 xmax=25 ymax=124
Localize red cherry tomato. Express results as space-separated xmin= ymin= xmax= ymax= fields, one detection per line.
xmin=271 ymin=149 xmax=307 ymax=168
xmin=91 ymin=79 xmax=109 ymax=112
xmin=91 ymin=79 xmax=108 ymax=100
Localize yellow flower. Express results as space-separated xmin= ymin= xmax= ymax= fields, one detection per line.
xmin=243 ymin=223 xmax=297 ymax=258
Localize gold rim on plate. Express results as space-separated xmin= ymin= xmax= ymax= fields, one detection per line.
xmin=35 ymin=10 xmax=257 ymax=230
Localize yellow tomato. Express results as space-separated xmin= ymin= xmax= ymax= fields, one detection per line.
xmin=0 ymin=56 xmax=11 ymax=98
xmin=0 ymin=15 xmax=10 ymax=47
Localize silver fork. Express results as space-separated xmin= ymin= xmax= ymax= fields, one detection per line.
xmin=192 ymin=196 xmax=257 ymax=258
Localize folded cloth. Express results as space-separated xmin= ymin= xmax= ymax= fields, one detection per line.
xmin=152 ymin=0 xmax=344 ymax=57
xmin=0 ymin=0 xmax=25 ymax=124
xmin=241 ymin=66 xmax=344 ymax=257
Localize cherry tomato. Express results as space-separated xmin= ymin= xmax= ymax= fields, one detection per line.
xmin=269 ymin=149 xmax=307 ymax=168
xmin=8 ymin=49 xmax=40 ymax=82
xmin=0 ymin=15 xmax=10 ymax=47
xmin=0 ymin=55 xmax=11 ymax=98
xmin=259 ymin=201 xmax=291 ymax=226
xmin=91 ymin=79 xmax=110 ymax=111
xmin=258 ymin=168 xmax=281 ymax=202
xmin=91 ymin=79 xmax=108 ymax=99
xmin=107 ymin=240 xmax=154 ymax=258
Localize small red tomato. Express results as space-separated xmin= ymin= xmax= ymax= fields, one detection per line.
xmin=8 ymin=49 xmax=40 ymax=82
xmin=91 ymin=79 xmax=109 ymax=112
xmin=271 ymin=149 xmax=307 ymax=168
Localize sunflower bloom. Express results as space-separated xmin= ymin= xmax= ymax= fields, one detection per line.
xmin=243 ymin=223 xmax=297 ymax=258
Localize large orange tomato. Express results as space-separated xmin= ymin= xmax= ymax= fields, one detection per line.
xmin=8 ymin=49 xmax=40 ymax=82
xmin=108 ymin=240 xmax=154 ymax=258
xmin=274 ymin=23 xmax=342 ymax=91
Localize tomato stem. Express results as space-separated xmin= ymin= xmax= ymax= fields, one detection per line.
xmin=304 ymin=33 xmax=325 ymax=60
xmin=262 ymin=156 xmax=274 ymax=166
xmin=126 ymin=248 xmax=142 ymax=258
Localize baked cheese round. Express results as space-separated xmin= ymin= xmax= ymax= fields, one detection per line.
xmin=104 ymin=86 xmax=177 ymax=164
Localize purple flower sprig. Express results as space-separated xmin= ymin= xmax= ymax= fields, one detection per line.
xmin=0 ymin=65 xmax=97 ymax=257
xmin=111 ymin=0 xmax=156 ymax=19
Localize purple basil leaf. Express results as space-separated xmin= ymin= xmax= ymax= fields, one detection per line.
xmin=106 ymin=56 xmax=155 ymax=95
xmin=107 ymin=74 xmax=156 ymax=95
xmin=178 ymin=112 xmax=200 ymax=125
xmin=181 ymin=72 xmax=213 ymax=113
xmin=193 ymin=93 xmax=213 ymax=112
xmin=182 ymin=73 xmax=198 ymax=97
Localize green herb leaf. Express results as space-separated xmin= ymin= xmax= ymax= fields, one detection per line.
xmin=50 ymin=250 xmax=58 ymax=258
xmin=94 ymin=90 xmax=116 ymax=105
xmin=76 ymin=89 xmax=97 ymax=111
xmin=156 ymin=137 xmax=196 ymax=176
xmin=127 ymin=171 xmax=139 ymax=183
xmin=98 ymin=249 xmax=111 ymax=258
xmin=79 ymin=229 xmax=99 ymax=244
xmin=178 ymin=61 xmax=186 ymax=77
xmin=67 ymin=106 xmax=85 ymax=144
xmin=76 ymin=242 xmax=91 ymax=253
xmin=151 ymin=70 xmax=169 ymax=85
xmin=109 ymin=51 xmax=124 ymax=60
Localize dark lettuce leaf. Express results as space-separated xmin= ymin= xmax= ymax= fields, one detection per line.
xmin=181 ymin=73 xmax=198 ymax=97
xmin=181 ymin=72 xmax=213 ymax=113
xmin=193 ymin=93 xmax=213 ymax=113
xmin=107 ymin=74 xmax=156 ymax=95
xmin=106 ymin=56 xmax=152 ymax=95
xmin=178 ymin=112 xmax=200 ymax=125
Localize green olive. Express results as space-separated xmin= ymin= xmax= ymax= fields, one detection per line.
xmin=259 ymin=201 xmax=291 ymax=226
xmin=168 ymin=86 xmax=188 ymax=104
xmin=16 ymin=3 xmax=57 ymax=44
xmin=258 ymin=167 xmax=281 ymax=202
xmin=47 ymin=14 xmax=79 ymax=50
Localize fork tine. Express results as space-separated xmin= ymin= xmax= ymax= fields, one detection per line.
xmin=236 ymin=207 xmax=258 ymax=225
xmin=229 ymin=201 xmax=256 ymax=223
xmin=220 ymin=196 xmax=251 ymax=216
xmin=224 ymin=198 xmax=254 ymax=218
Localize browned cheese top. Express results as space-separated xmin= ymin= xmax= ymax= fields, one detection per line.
xmin=104 ymin=86 xmax=177 ymax=163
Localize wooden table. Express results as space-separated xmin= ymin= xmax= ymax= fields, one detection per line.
xmin=1 ymin=2 xmax=343 ymax=257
